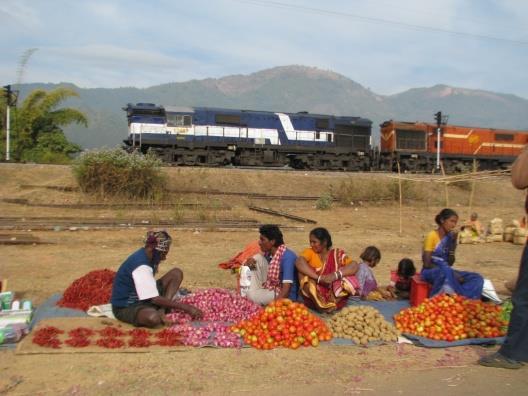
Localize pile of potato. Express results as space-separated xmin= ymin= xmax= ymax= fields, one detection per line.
xmin=326 ymin=306 xmax=400 ymax=345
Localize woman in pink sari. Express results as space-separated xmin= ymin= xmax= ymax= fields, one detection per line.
xmin=295 ymin=228 xmax=360 ymax=312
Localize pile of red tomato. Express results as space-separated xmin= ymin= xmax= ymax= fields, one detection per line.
xmin=394 ymin=294 xmax=508 ymax=341
xmin=231 ymin=299 xmax=332 ymax=350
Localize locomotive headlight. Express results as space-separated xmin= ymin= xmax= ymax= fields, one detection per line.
xmin=227 ymin=144 xmax=237 ymax=151
xmin=358 ymin=151 xmax=365 ymax=156
xmin=411 ymin=154 xmax=418 ymax=158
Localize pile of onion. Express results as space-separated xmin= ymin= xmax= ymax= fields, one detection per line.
xmin=166 ymin=288 xmax=261 ymax=324
xmin=169 ymin=322 xmax=242 ymax=348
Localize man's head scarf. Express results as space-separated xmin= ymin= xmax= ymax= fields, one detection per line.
xmin=145 ymin=230 xmax=172 ymax=252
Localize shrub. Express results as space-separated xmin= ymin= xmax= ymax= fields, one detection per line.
xmin=332 ymin=177 xmax=426 ymax=205
xmin=72 ymin=148 xmax=167 ymax=200
xmin=450 ymin=180 xmax=473 ymax=191
xmin=316 ymin=192 xmax=333 ymax=210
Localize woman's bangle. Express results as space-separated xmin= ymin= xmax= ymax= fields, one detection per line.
xmin=334 ymin=271 xmax=339 ymax=281
xmin=317 ymin=275 xmax=322 ymax=284
xmin=338 ymin=270 xmax=343 ymax=280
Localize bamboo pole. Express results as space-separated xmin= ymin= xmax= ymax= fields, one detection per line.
xmin=440 ymin=161 xmax=449 ymax=207
xmin=468 ymin=159 xmax=477 ymax=214
xmin=384 ymin=168 xmax=510 ymax=183
xmin=397 ymin=161 xmax=403 ymax=236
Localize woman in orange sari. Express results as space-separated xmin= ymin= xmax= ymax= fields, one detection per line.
xmin=295 ymin=227 xmax=360 ymax=312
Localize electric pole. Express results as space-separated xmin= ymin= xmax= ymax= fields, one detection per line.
xmin=434 ymin=111 xmax=443 ymax=170
xmin=3 ymin=85 xmax=12 ymax=161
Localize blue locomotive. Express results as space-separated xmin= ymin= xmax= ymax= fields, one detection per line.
xmin=123 ymin=103 xmax=373 ymax=170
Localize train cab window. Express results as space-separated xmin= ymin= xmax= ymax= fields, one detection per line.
xmin=316 ymin=119 xmax=329 ymax=129
xmin=215 ymin=114 xmax=242 ymax=126
xmin=316 ymin=132 xmax=320 ymax=140
xmin=167 ymin=114 xmax=192 ymax=127
xmin=327 ymin=134 xmax=332 ymax=142
xmin=495 ymin=133 xmax=514 ymax=141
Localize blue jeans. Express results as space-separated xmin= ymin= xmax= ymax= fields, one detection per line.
xmin=499 ymin=244 xmax=528 ymax=362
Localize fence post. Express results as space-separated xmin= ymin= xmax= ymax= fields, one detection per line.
xmin=397 ymin=161 xmax=403 ymax=236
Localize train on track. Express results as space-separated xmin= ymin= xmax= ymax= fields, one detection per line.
xmin=123 ymin=103 xmax=528 ymax=173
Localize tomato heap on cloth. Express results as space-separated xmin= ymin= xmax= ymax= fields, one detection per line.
xmin=394 ymin=294 xmax=508 ymax=341
xmin=231 ymin=299 xmax=333 ymax=349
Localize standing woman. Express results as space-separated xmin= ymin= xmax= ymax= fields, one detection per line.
xmin=295 ymin=227 xmax=360 ymax=312
xmin=421 ymin=208 xmax=484 ymax=299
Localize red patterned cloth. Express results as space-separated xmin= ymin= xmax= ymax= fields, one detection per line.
xmin=263 ymin=244 xmax=286 ymax=292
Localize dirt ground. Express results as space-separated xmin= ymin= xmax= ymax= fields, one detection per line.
xmin=0 ymin=163 xmax=527 ymax=395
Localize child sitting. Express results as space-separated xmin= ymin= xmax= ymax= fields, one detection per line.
xmin=356 ymin=246 xmax=381 ymax=298
xmin=393 ymin=258 xmax=416 ymax=299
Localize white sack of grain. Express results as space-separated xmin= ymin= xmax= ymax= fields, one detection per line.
xmin=488 ymin=218 xmax=503 ymax=235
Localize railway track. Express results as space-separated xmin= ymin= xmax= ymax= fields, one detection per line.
xmin=1 ymin=198 xmax=232 ymax=210
xmin=0 ymin=217 xmax=304 ymax=231
xmin=17 ymin=184 xmax=324 ymax=201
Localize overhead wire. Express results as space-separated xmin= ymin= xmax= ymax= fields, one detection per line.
xmin=235 ymin=0 xmax=528 ymax=46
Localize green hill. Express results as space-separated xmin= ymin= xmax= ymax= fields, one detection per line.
xmin=14 ymin=66 xmax=528 ymax=149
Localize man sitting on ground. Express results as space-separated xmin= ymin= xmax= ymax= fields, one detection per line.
xmin=241 ymin=224 xmax=298 ymax=305
xmin=111 ymin=230 xmax=202 ymax=327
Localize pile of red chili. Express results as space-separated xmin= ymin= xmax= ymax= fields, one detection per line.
xmin=32 ymin=326 xmax=64 ymax=348
xmin=57 ymin=269 xmax=116 ymax=311
xmin=31 ymin=325 xmax=183 ymax=349
xmin=65 ymin=327 xmax=94 ymax=347
xmin=128 ymin=328 xmax=152 ymax=347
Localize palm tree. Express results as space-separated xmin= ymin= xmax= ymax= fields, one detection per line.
xmin=12 ymin=87 xmax=88 ymax=162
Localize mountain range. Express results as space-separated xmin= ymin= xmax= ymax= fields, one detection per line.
xmin=16 ymin=65 xmax=528 ymax=149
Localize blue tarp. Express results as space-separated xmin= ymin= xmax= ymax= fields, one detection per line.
xmin=338 ymin=298 xmax=505 ymax=348
xmin=29 ymin=293 xmax=87 ymax=330
xmin=25 ymin=294 xmax=506 ymax=349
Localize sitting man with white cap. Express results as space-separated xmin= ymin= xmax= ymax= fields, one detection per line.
xmin=111 ymin=230 xmax=202 ymax=327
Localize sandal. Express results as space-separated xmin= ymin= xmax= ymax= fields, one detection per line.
xmin=478 ymin=352 xmax=523 ymax=369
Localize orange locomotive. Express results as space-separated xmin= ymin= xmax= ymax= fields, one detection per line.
xmin=379 ymin=120 xmax=528 ymax=173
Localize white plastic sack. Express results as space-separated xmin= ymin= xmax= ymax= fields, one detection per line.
xmin=481 ymin=279 xmax=501 ymax=304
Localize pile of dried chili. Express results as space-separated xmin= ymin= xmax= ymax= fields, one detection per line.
xmin=98 ymin=326 xmax=125 ymax=337
xmin=128 ymin=329 xmax=152 ymax=348
xmin=32 ymin=326 xmax=64 ymax=349
xmin=57 ymin=269 xmax=116 ymax=311
xmin=96 ymin=337 xmax=125 ymax=348
xmin=155 ymin=328 xmax=182 ymax=347
xmin=64 ymin=327 xmax=94 ymax=347
xmin=95 ymin=325 xmax=126 ymax=349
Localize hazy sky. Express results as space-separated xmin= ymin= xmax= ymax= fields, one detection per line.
xmin=1 ymin=0 xmax=527 ymax=98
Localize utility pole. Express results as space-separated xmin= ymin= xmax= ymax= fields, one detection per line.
xmin=3 ymin=85 xmax=12 ymax=161
xmin=3 ymin=84 xmax=18 ymax=161
xmin=434 ymin=111 xmax=443 ymax=170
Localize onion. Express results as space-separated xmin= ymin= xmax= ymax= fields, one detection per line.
xmin=165 ymin=288 xmax=259 ymax=349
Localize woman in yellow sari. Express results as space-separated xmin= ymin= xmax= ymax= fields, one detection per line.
xmin=295 ymin=227 xmax=360 ymax=312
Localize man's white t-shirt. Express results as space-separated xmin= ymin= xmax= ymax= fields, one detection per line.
xmin=131 ymin=265 xmax=160 ymax=300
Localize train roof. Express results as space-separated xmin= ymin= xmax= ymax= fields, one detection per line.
xmin=126 ymin=103 xmax=372 ymax=126
xmin=381 ymin=119 xmax=528 ymax=133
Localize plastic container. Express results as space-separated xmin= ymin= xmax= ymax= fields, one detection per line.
xmin=390 ymin=270 xmax=399 ymax=287
xmin=11 ymin=300 xmax=20 ymax=310
xmin=0 ymin=326 xmax=22 ymax=345
xmin=0 ymin=291 xmax=13 ymax=310
xmin=410 ymin=274 xmax=431 ymax=307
